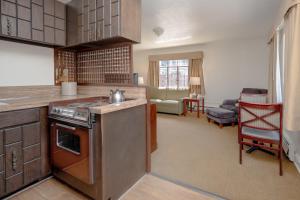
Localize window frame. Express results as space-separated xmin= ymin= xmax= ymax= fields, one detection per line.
xmin=158 ymin=59 xmax=189 ymax=90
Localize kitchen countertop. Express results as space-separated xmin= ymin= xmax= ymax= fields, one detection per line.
xmin=89 ymin=98 xmax=147 ymax=114
xmin=0 ymin=94 xmax=147 ymax=114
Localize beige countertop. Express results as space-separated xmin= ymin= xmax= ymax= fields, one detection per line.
xmin=89 ymin=98 xmax=147 ymax=114
xmin=0 ymin=94 xmax=147 ymax=114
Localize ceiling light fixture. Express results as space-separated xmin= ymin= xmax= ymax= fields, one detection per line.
xmin=153 ymin=27 xmax=164 ymax=37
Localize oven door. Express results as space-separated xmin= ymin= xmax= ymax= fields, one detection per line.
xmin=50 ymin=122 xmax=94 ymax=184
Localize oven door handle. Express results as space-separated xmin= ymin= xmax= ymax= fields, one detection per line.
xmin=56 ymin=123 xmax=76 ymax=130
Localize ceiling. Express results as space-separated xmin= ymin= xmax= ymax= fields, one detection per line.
xmin=136 ymin=0 xmax=281 ymax=50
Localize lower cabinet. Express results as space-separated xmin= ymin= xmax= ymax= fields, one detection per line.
xmin=0 ymin=108 xmax=45 ymax=198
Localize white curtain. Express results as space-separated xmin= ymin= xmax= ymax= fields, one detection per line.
xmin=283 ymin=4 xmax=300 ymax=131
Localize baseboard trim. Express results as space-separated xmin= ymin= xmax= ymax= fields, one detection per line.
xmin=150 ymin=172 xmax=228 ymax=200
xmin=294 ymin=154 xmax=300 ymax=174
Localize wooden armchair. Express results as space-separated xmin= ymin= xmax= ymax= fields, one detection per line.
xmin=238 ymin=101 xmax=283 ymax=175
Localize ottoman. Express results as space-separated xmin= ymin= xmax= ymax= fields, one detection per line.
xmin=206 ymin=107 xmax=236 ymax=128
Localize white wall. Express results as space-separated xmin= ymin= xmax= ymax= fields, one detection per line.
xmin=133 ymin=37 xmax=269 ymax=106
xmin=0 ymin=40 xmax=54 ymax=86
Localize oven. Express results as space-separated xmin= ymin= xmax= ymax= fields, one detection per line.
xmin=50 ymin=121 xmax=95 ymax=185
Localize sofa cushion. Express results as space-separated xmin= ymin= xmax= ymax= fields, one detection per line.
xmin=206 ymin=107 xmax=235 ymax=119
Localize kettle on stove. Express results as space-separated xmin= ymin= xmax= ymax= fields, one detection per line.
xmin=109 ymin=89 xmax=125 ymax=104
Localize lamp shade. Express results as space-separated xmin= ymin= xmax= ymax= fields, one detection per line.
xmin=190 ymin=77 xmax=200 ymax=85
xmin=138 ymin=76 xmax=144 ymax=85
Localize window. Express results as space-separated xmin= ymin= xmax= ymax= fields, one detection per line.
xmin=159 ymin=59 xmax=189 ymax=90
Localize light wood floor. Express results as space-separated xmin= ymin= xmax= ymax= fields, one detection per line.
xmin=7 ymin=175 xmax=217 ymax=200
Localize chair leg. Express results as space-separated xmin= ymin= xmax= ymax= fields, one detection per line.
xmin=239 ymin=144 xmax=243 ymax=164
xmin=279 ymin=148 xmax=283 ymax=176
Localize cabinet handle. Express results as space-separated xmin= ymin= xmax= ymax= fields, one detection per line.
xmin=7 ymin=18 xmax=11 ymax=36
xmin=12 ymin=150 xmax=17 ymax=171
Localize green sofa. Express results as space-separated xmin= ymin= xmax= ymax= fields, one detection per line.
xmin=149 ymin=87 xmax=189 ymax=115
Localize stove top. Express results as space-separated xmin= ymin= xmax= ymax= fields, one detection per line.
xmin=49 ymin=97 xmax=109 ymax=125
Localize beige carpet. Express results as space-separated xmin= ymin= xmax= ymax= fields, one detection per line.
xmin=152 ymin=113 xmax=300 ymax=200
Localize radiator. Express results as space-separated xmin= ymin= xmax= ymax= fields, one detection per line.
xmin=282 ymin=133 xmax=296 ymax=161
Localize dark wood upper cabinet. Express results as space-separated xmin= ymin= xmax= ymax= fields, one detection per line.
xmin=0 ymin=0 xmax=140 ymax=47
xmin=0 ymin=0 xmax=66 ymax=46
xmin=66 ymin=0 xmax=141 ymax=47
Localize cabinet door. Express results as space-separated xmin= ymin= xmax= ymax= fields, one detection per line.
xmin=32 ymin=29 xmax=43 ymax=41
xmin=23 ymin=122 xmax=40 ymax=147
xmin=44 ymin=14 xmax=54 ymax=27
xmin=32 ymin=3 xmax=43 ymax=30
xmin=55 ymin=29 xmax=65 ymax=45
xmin=17 ymin=19 xmax=31 ymax=39
xmin=1 ymin=0 xmax=17 ymax=17
xmin=4 ymin=126 xmax=22 ymax=145
xmin=0 ymin=172 xmax=5 ymax=197
xmin=55 ymin=17 xmax=64 ymax=30
xmin=24 ymin=158 xmax=41 ymax=185
xmin=44 ymin=26 xmax=54 ymax=43
xmin=0 ymin=130 xmax=3 ymax=155
xmin=17 ymin=5 xmax=30 ymax=20
xmin=55 ymin=1 xmax=65 ymax=19
xmin=5 ymin=173 xmax=23 ymax=194
xmin=111 ymin=15 xmax=119 ymax=37
xmin=17 ymin=0 xmax=30 ymax=7
xmin=32 ymin=0 xmax=42 ymax=6
xmin=44 ymin=0 xmax=54 ymax=15
xmin=5 ymin=142 xmax=23 ymax=178
xmin=1 ymin=15 xmax=17 ymax=36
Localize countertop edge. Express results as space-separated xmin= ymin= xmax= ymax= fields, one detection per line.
xmin=89 ymin=99 xmax=148 ymax=114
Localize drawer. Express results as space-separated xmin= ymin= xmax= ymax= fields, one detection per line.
xmin=24 ymin=158 xmax=41 ymax=185
xmin=24 ymin=143 xmax=40 ymax=162
xmin=0 ymin=172 xmax=4 ymax=197
xmin=0 ymin=130 xmax=3 ymax=155
xmin=5 ymin=173 xmax=23 ymax=194
xmin=5 ymin=142 xmax=23 ymax=178
xmin=5 ymin=126 xmax=22 ymax=145
xmin=0 ymin=109 xmax=39 ymax=129
xmin=23 ymin=122 xmax=40 ymax=147
xmin=0 ymin=155 xmax=4 ymax=172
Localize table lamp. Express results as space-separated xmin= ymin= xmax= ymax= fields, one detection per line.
xmin=190 ymin=77 xmax=200 ymax=98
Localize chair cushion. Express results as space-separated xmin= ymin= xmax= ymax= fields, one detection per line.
xmin=242 ymin=127 xmax=280 ymax=141
xmin=206 ymin=107 xmax=235 ymax=119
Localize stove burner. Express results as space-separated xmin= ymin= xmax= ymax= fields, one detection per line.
xmin=49 ymin=98 xmax=109 ymax=126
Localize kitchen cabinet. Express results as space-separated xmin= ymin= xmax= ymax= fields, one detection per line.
xmin=0 ymin=0 xmax=66 ymax=46
xmin=66 ymin=0 xmax=141 ymax=46
xmin=0 ymin=108 xmax=49 ymax=198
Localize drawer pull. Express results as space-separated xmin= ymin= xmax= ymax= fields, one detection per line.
xmin=12 ymin=150 xmax=17 ymax=171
